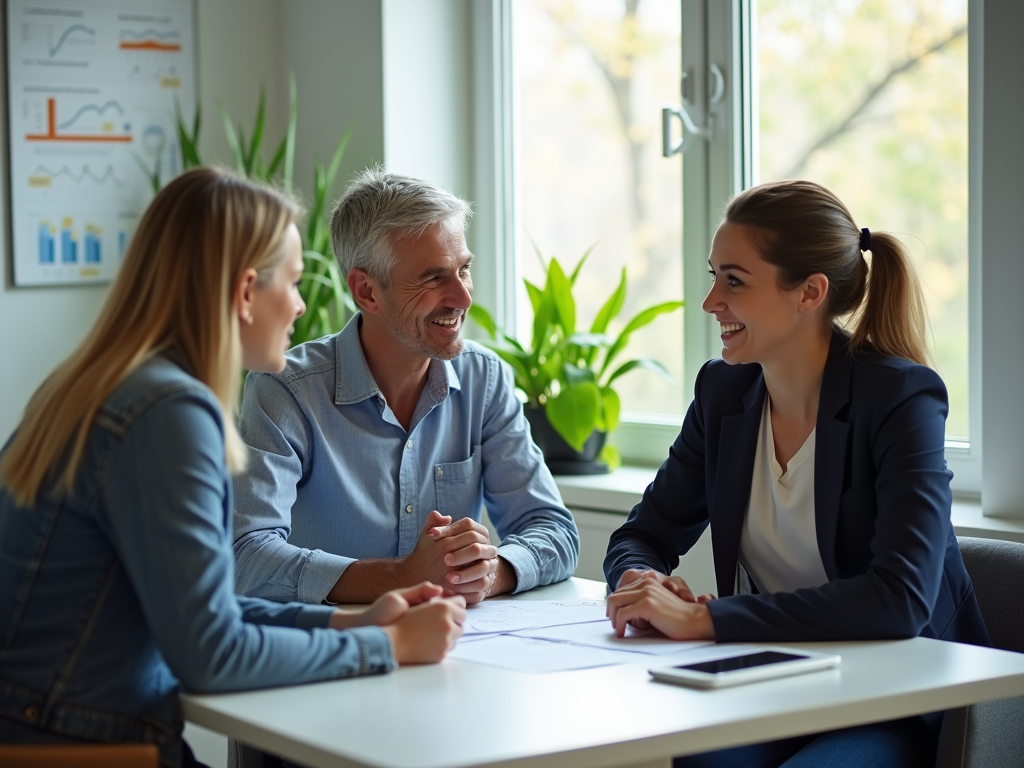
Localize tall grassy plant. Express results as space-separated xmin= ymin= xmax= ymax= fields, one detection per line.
xmin=470 ymin=249 xmax=682 ymax=466
xmin=149 ymin=77 xmax=356 ymax=346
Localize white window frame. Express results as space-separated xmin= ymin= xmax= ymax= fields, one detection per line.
xmin=472 ymin=0 xmax=1022 ymax=510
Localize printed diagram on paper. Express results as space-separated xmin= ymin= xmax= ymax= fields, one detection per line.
xmin=6 ymin=0 xmax=196 ymax=286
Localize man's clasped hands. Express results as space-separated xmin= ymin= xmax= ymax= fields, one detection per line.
xmin=325 ymin=510 xmax=517 ymax=665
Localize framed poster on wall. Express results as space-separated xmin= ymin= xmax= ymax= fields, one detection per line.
xmin=5 ymin=0 xmax=196 ymax=286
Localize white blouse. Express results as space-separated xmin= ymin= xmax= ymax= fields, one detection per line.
xmin=739 ymin=396 xmax=829 ymax=594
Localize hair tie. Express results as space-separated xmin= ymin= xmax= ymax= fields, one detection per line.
xmin=859 ymin=227 xmax=871 ymax=252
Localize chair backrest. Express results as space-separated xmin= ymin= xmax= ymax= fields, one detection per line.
xmin=957 ymin=536 xmax=1024 ymax=653
xmin=0 ymin=744 xmax=159 ymax=768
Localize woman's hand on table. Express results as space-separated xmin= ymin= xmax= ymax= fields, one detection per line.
xmin=383 ymin=594 xmax=467 ymax=664
xmin=608 ymin=570 xmax=716 ymax=640
xmin=329 ymin=581 xmax=447 ymax=630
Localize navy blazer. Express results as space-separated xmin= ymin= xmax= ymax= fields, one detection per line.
xmin=605 ymin=329 xmax=990 ymax=646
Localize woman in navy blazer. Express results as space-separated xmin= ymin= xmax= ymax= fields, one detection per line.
xmin=604 ymin=180 xmax=989 ymax=768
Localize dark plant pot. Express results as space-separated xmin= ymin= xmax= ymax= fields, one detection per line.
xmin=524 ymin=405 xmax=609 ymax=475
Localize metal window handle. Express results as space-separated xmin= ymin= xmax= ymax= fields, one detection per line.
xmin=661 ymin=102 xmax=710 ymax=157
xmin=708 ymin=63 xmax=725 ymax=105
xmin=662 ymin=64 xmax=722 ymax=157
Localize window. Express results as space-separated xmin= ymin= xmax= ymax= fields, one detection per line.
xmin=754 ymin=0 xmax=969 ymax=439
xmin=493 ymin=0 xmax=978 ymax=490
xmin=511 ymin=0 xmax=685 ymax=420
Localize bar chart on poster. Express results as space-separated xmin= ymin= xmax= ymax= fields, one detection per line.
xmin=5 ymin=0 xmax=195 ymax=286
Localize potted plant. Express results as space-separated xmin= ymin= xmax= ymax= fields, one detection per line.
xmin=468 ymin=249 xmax=682 ymax=474
xmin=141 ymin=79 xmax=355 ymax=347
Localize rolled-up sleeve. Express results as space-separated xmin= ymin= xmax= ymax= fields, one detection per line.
xmin=233 ymin=372 xmax=353 ymax=602
xmin=481 ymin=360 xmax=580 ymax=592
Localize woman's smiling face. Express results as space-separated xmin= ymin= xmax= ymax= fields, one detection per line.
xmin=701 ymin=222 xmax=809 ymax=367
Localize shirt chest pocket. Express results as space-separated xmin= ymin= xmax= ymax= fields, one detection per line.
xmin=433 ymin=448 xmax=483 ymax=519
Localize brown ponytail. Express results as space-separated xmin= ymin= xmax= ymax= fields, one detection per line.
xmin=724 ymin=179 xmax=929 ymax=366
xmin=850 ymin=231 xmax=928 ymax=366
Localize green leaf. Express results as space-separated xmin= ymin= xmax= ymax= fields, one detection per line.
xmin=267 ymin=136 xmax=288 ymax=180
xmin=562 ymin=363 xmax=596 ymax=386
xmin=562 ymin=332 xmax=610 ymax=349
xmin=599 ymin=443 xmax=621 ymax=470
xmin=605 ymin=357 xmax=677 ymax=387
xmin=527 ymin=234 xmax=548 ymax=272
xmin=174 ymin=97 xmax=202 ymax=168
xmin=246 ymin=84 xmax=267 ymax=175
xmin=132 ymin=151 xmax=162 ymax=194
xmin=524 ymin=280 xmax=543 ymax=314
xmin=602 ymin=300 xmax=684 ymax=376
xmin=302 ymin=249 xmax=336 ymax=267
xmin=591 ymin=268 xmax=628 ymax=335
xmin=494 ymin=351 xmax=535 ymax=399
xmin=468 ymin=304 xmax=498 ymax=339
xmin=316 ymin=304 xmax=331 ymax=334
xmin=569 ymin=243 xmax=597 ymax=285
xmin=284 ymin=74 xmax=298 ymax=186
xmin=501 ymin=334 xmax=526 ymax=354
xmin=599 ymin=386 xmax=621 ymax=432
xmin=584 ymin=267 xmax=627 ymax=368
xmin=324 ymin=125 xmax=352 ymax=190
xmin=545 ymin=382 xmax=601 ymax=451
xmin=300 ymin=272 xmax=336 ymax=292
xmin=218 ymin=103 xmax=245 ymax=172
xmin=531 ymin=279 xmax=556 ymax=358
xmin=548 ymin=258 xmax=575 ymax=336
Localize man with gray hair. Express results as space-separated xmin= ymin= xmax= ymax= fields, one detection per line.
xmin=232 ymin=169 xmax=579 ymax=605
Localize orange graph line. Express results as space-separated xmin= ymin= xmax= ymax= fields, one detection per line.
xmin=119 ymin=40 xmax=181 ymax=52
xmin=25 ymin=98 xmax=132 ymax=143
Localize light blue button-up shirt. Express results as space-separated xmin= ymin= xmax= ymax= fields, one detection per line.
xmin=233 ymin=314 xmax=579 ymax=603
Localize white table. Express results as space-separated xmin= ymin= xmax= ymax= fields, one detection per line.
xmin=182 ymin=579 xmax=1024 ymax=768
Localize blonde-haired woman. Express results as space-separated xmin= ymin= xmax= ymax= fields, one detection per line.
xmin=0 ymin=167 xmax=465 ymax=767
xmin=604 ymin=180 xmax=989 ymax=767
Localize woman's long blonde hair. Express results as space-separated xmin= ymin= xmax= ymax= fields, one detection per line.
xmin=0 ymin=167 xmax=299 ymax=507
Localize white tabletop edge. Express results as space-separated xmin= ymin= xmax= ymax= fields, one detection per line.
xmin=182 ymin=578 xmax=1024 ymax=768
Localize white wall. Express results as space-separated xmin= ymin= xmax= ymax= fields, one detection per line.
xmin=279 ymin=0 xmax=385 ymax=203
xmin=381 ymin=0 xmax=472 ymax=196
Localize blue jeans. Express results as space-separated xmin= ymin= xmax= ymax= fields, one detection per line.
xmin=674 ymin=717 xmax=935 ymax=768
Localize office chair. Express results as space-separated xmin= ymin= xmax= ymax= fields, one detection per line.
xmin=0 ymin=743 xmax=159 ymax=767
xmin=229 ymin=739 xmax=283 ymax=768
xmin=935 ymin=536 xmax=1024 ymax=768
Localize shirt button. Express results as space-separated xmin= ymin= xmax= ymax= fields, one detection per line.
xmin=435 ymin=466 xmax=443 ymax=477
xmin=405 ymin=504 xmax=414 ymax=514
xmin=24 ymin=706 xmax=37 ymax=721
xmin=406 ymin=440 xmax=413 ymax=450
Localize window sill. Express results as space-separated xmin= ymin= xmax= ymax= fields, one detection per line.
xmin=554 ymin=466 xmax=1024 ymax=544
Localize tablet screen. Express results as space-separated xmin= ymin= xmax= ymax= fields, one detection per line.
xmin=675 ymin=651 xmax=807 ymax=674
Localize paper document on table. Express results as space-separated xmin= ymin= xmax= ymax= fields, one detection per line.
xmin=462 ymin=599 xmax=607 ymax=635
xmin=515 ymin=620 xmax=714 ymax=656
xmin=448 ymin=633 xmax=651 ymax=673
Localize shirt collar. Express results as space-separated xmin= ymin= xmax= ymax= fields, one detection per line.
xmin=333 ymin=313 xmax=462 ymax=406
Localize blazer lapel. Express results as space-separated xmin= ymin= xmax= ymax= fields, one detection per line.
xmin=814 ymin=329 xmax=853 ymax=579
xmin=713 ymin=374 xmax=766 ymax=597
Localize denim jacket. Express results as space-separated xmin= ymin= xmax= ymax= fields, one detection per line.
xmin=0 ymin=357 xmax=393 ymax=767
